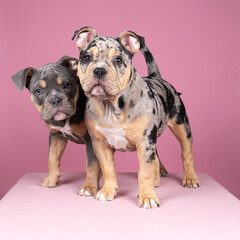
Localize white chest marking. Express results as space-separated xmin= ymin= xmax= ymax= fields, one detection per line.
xmin=95 ymin=126 xmax=128 ymax=150
xmin=50 ymin=119 xmax=78 ymax=141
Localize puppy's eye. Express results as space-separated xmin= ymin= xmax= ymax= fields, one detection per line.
xmin=64 ymin=82 xmax=72 ymax=89
xmin=115 ymin=57 xmax=123 ymax=65
xmin=83 ymin=55 xmax=92 ymax=63
xmin=35 ymin=89 xmax=42 ymax=95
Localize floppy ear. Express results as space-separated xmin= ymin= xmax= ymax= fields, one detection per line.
xmin=12 ymin=67 xmax=36 ymax=92
xmin=118 ymin=31 xmax=142 ymax=55
xmin=72 ymin=26 xmax=98 ymax=49
xmin=57 ymin=56 xmax=78 ymax=72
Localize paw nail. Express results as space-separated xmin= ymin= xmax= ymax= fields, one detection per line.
xmin=150 ymin=199 xmax=157 ymax=208
xmin=84 ymin=190 xmax=91 ymax=196
xmin=144 ymin=203 xmax=150 ymax=209
xmin=99 ymin=194 xmax=106 ymax=201
xmin=79 ymin=189 xmax=84 ymax=195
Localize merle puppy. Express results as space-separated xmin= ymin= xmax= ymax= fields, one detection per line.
xmin=72 ymin=27 xmax=200 ymax=208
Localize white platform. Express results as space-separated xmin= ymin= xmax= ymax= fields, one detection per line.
xmin=0 ymin=173 xmax=239 ymax=240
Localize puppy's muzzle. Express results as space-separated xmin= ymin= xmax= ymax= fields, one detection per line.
xmin=42 ymin=92 xmax=75 ymax=121
xmin=50 ymin=97 xmax=62 ymax=107
xmin=93 ymin=67 xmax=107 ymax=79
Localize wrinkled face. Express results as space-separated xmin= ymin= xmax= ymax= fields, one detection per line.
xmin=78 ymin=37 xmax=132 ymax=100
xmin=29 ymin=64 xmax=79 ymax=121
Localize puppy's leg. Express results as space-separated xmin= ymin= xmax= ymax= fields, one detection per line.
xmin=168 ymin=115 xmax=200 ymax=188
xmin=156 ymin=150 xmax=168 ymax=178
xmin=137 ymin=141 xmax=160 ymax=208
xmin=154 ymin=150 xmax=168 ymax=187
xmin=92 ymin=139 xmax=118 ymax=201
xmin=42 ymin=132 xmax=67 ymax=188
xmin=78 ymin=134 xmax=101 ymax=196
xmin=154 ymin=152 xmax=160 ymax=187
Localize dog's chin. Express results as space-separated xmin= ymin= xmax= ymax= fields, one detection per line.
xmin=53 ymin=112 xmax=69 ymax=121
xmin=87 ymin=85 xmax=108 ymax=100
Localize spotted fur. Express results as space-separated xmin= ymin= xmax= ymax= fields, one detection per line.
xmin=73 ymin=28 xmax=199 ymax=208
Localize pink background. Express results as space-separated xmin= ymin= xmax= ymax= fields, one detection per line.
xmin=0 ymin=0 xmax=239 ymax=199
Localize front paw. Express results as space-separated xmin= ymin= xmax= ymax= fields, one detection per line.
xmin=78 ymin=184 xmax=98 ymax=196
xmin=138 ymin=192 xmax=160 ymax=209
xmin=182 ymin=172 xmax=200 ymax=188
xmin=42 ymin=176 xmax=59 ymax=188
xmin=96 ymin=186 xmax=118 ymax=201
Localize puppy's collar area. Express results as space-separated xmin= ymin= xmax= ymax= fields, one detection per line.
xmin=50 ymin=119 xmax=78 ymax=141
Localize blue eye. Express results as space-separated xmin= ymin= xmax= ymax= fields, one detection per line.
xmin=64 ymin=82 xmax=72 ymax=89
xmin=35 ymin=89 xmax=42 ymax=95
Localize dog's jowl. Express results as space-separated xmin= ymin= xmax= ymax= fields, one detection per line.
xmin=72 ymin=27 xmax=200 ymax=208
xmin=12 ymin=56 xmax=101 ymax=195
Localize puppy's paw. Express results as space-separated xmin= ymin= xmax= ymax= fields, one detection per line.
xmin=182 ymin=175 xmax=200 ymax=188
xmin=138 ymin=193 xmax=160 ymax=209
xmin=42 ymin=176 xmax=59 ymax=188
xmin=96 ymin=186 xmax=118 ymax=201
xmin=78 ymin=184 xmax=98 ymax=196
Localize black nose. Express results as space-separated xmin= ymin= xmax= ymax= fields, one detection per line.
xmin=93 ymin=68 xmax=107 ymax=79
xmin=51 ymin=98 xmax=62 ymax=107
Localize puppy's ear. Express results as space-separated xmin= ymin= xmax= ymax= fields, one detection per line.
xmin=57 ymin=56 xmax=78 ymax=72
xmin=72 ymin=27 xmax=98 ymax=49
xmin=12 ymin=67 xmax=36 ymax=92
xmin=118 ymin=31 xmax=142 ymax=55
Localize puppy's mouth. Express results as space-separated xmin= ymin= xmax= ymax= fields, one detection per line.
xmin=84 ymin=77 xmax=120 ymax=100
xmin=89 ymin=84 xmax=107 ymax=97
xmin=42 ymin=107 xmax=72 ymax=121
xmin=53 ymin=110 xmax=70 ymax=121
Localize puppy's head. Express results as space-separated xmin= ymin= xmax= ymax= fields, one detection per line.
xmin=72 ymin=27 xmax=141 ymax=101
xmin=12 ymin=56 xmax=80 ymax=122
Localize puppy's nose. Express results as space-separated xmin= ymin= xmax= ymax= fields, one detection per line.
xmin=93 ymin=68 xmax=107 ymax=79
xmin=51 ymin=97 xmax=62 ymax=107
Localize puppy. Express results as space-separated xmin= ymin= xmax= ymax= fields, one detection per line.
xmin=12 ymin=56 xmax=100 ymax=195
xmin=73 ymin=27 xmax=200 ymax=208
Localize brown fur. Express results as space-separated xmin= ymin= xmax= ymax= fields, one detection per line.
xmin=78 ymin=160 xmax=101 ymax=196
xmin=167 ymin=118 xmax=199 ymax=187
xmin=93 ymin=138 xmax=118 ymax=200
xmin=31 ymin=95 xmax=43 ymax=113
xmin=57 ymin=77 xmax=63 ymax=85
xmin=39 ymin=80 xmax=47 ymax=88
xmin=42 ymin=135 xmax=67 ymax=188
xmin=137 ymin=141 xmax=160 ymax=207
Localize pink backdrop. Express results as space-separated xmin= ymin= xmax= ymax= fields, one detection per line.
xmin=1 ymin=0 xmax=239 ymax=199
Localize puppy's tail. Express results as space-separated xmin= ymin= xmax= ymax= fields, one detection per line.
xmin=137 ymin=35 xmax=162 ymax=79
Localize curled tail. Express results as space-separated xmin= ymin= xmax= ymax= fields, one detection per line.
xmin=136 ymin=34 xmax=162 ymax=78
